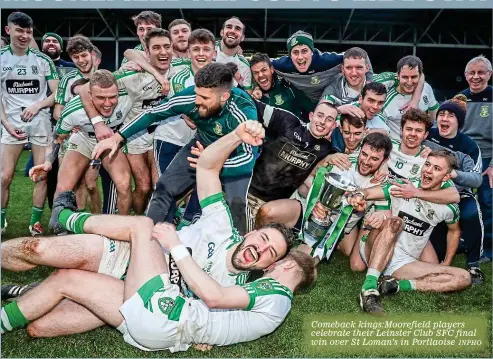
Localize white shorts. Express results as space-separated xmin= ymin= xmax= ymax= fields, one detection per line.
xmin=124 ymin=132 xmax=154 ymax=155
xmin=98 ymin=236 xmax=131 ymax=279
xmin=67 ymin=132 xmax=97 ymax=159
xmin=1 ymin=112 xmax=51 ymax=146
xmin=118 ymin=273 xmax=190 ymax=352
xmin=359 ymin=238 xmax=416 ymax=276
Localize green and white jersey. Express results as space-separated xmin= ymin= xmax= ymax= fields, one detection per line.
xmin=215 ymin=41 xmax=253 ymax=90
xmin=382 ymin=178 xmax=459 ymax=259
xmin=0 ymin=46 xmax=58 ymax=120
xmin=388 ymin=139 xmax=426 ymax=180
xmin=173 ymin=193 xmax=249 ymax=298
xmin=373 ymin=72 xmax=439 ymax=140
xmin=187 ymin=277 xmax=292 ymax=346
xmin=335 ymin=101 xmax=390 ymax=133
xmin=54 ymin=69 xmax=86 ymax=106
xmin=154 ymin=62 xmax=196 ymax=145
xmin=120 ymin=43 xmax=145 ymax=66
xmin=56 ymin=93 xmax=132 ymax=136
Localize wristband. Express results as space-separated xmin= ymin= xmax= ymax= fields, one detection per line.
xmin=170 ymin=245 xmax=190 ymax=262
xmin=91 ymin=116 xmax=104 ymax=125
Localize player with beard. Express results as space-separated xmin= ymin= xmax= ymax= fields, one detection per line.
xmin=373 ymin=55 xmax=438 ymax=140
xmin=271 ymin=31 xmax=372 ymax=102
xmin=93 ymin=63 xmax=258 ymax=235
xmin=250 ymin=53 xmax=316 ymax=121
xmin=0 ymin=12 xmax=59 ymax=236
xmin=245 ymin=101 xmax=338 ymax=232
xmin=424 ymin=95 xmax=484 ymax=284
xmin=351 ymin=150 xmax=469 ymax=314
xmin=168 ymin=19 xmax=191 ymax=59
xmin=0 ymin=122 xmax=293 ymax=338
xmin=120 ymin=11 xmax=162 ymax=65
xmin=215 ymin=17 xmax=253 ymax=93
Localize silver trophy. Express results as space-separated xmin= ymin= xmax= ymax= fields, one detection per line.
xmin=305 ymin=172 xmax=357 ymax=242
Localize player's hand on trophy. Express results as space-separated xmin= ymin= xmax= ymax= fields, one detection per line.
xmin=346 ymin=191 xmax=366 ymax=212
xmin=327 ymin=153 xmax=351 ymax=171
xmin=29 ymin=163 xmax=52 ymax=183
xmin=187 ymin=141 xmax=205 ymax=168
xmin=235 ymin=120 xmax=265 ymax=146
xmin=312 ymin=202 xmax=328 ymax=220
xmin=21 ymin=103 xmax=41 ymax=122
xmin=151 ymin=222 xmax=180 ymax=250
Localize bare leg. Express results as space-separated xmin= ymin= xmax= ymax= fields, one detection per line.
xmin=55 ymin=150 xmax=90 ymax=199
xmin=102 ymin=151 xmax=131 ymax=215
xmin=1 ymin=144 xmax=24 ymax=208
xmin=349 ymin=229 xmax=367 ymax=272
xmin=338 ymin=227 xmax=358 ymax=256
xmin=255 ymin=199 xmax=302 ymax=229
xmin=84 ymin=167 xmax=102 ymax=214
xmin=75 ymin=178 xmax=89 ymax=211
xmin=127 ymin=153 xmax=152 ymax=215
xmin=147 ymin=150 xmax=159 ymax=188
xmin=31 ymin=144 xmax=49 ymax=208
xmin=419 ymin=240 xmax=439 ymax=264
xmin=365 ymin=218 xmax=404 ymax=272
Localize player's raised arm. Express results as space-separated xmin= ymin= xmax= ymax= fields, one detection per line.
xmin=152 ymin=223 xmax=252 ymax=310
xmin=196 ymin=120 xmax=264 ymax=202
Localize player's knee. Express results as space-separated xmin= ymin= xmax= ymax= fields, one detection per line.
xmin=350 ymin=258 xmax=367 ymax=272
xmin=456 ymin=268 xmax=472 ymax=289
xmin=26 ymin=321 xmax=45 ymax=338
xmin=1 ymin=171 xmax=14 ymax=188
xmin=256 ymin=204 xmax=277 ymax=224
xmin=18 ymin=237 xmax=43 ymax=259
xmin=115 ymin=178 xmax=131 ymax=194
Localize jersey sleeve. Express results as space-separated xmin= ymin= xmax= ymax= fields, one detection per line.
xmin=41 ymin=55 xmax=59 ymax=81
xmin=318 ymin=51 xmax=344 ymax=69
xmin=113 ymin=70 xmax=142 ymax=101
xmin=373 ymin=72 xmax=398 ymax=91
xmin=424 ymin=83 xmax=439 ymax=111
xmin=118 ymin=87 xmax=196 ymax=140
xmin=54 ymin=73 xmax=73 ymax=105
xmin=445 ymin=203 xmax=459 ymax=224
xmin=56 ymin=102 xmax=81 ymax=134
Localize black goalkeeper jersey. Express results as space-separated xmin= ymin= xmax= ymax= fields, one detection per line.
xmin=249 ymin=101 xmax=335 ymax=202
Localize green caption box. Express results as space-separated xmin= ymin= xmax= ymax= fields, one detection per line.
xmin=303 ymin=314 xmax=490 ymax=357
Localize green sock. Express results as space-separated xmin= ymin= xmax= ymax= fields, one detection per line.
xmin=30 ymin=206 xmax=44 ymax=226
xmin=0 ymin=302 xmax=29 ymax=334
xmin=1 ymin=208 xmax=6 ymax=229
xmin=58 ymin=209 xmax=91 ymax=234
xmin=362 ymin=268 xmax=381 ymax=291
xmin=398 ymin=279 xmax=416 ymax=292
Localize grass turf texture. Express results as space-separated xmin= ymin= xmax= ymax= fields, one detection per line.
xmin=1 ymin=150 xmax=492 ymax=358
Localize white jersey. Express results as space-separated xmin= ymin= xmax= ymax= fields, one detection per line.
xmin=56 ymin=93 xmax=132 ymax=136
xmin=54 ymin=69 xmax=86 ymax=106
xmin=383 ymin=178 xmax=459 ymax=259
xmin=373 ymin=72 xmax=439 ymax=140
xmin=215 ymin=41 xmax=253 ymax=91
xmin=172 ymin=193 xmax=249 ymax=298
xmin=154 ymin=61 xmax=196 ymax=145
xmin=388 ymin=139 xmax=426 ymax=179
xmin=0 ymin=46 xmax=58 ymax=121
xmin=183 ymin=277 xmax=292 ymax=348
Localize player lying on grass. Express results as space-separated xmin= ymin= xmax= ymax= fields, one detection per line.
xmin=347 ymin=149 xmax=471 ymax=314
xmin=1 ymin=120 xmax=293 ymax=338
xmin=0 ymin=121 xmax=316 ymax=352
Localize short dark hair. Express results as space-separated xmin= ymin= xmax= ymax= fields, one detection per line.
xmin=361 ymin=82 xmax=387 ymax=98
xmin=195 ymin=63 xmax=234 ymax=91
xmin=340 ymin=114 xmax=365 ymax=129
xmin=70 ymin=77 xmax=90 ymax=96
xmin=188 ymin=28 xmax=215 ymax=47
xmin=92 ymin=46 xmax=102 ymax=60
xmin=361 ymin=132 xmax=392 ymax=159
xmin=66 ymin=35 xmax=93 ymax=57
xmin=7 ymin=12 xmax=33 ymax=29
xmin=401 ymin=108 xmax=434 ymax=132
xmin=225 ymin=62 xmax=238 ymax=76
xmin=222 ymin=16 xmax=244 ymax=32
xmin=315 ymin=101 xmax=337 ymax=114
xmin=262 ymin=222 xmax=295 ymax=254
xmin=0 ymin=36 xmax=9 ymax=46
xmin=144 ymin=28 xmax=171 ymax=50
xmin=343 ymin=47 xmax=369 ymax=64
xmin=286 ymin=249 xmax=318 ymax=293
xmin=168 ymin=18 xmax=191 ymax=31
xmin=131 ymin=11 xmax=162 ymax=28
xmin=428 ymin=149 xmax=458 ymax=173
xmin=397 ymin=55 xmax=423 ymax=74
xmin=249 ymin=53 xmax=272 ymax=68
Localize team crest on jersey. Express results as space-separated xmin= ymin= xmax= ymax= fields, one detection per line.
xmin=314 ymin=144 xmax=321 ymax=151
xmin=274 ymin=94 xmax=284 ymax=106
xmin=426 ymin=209 xmax=435 ymax=220
xmin=31 ymin=65 xmax=38 ymax=75
xmin=174 ymin=84 xmax=184 ymax=93
xmin=311 ymin=76 xmax=320 ymax=85
xmin=411 ymin=164 xmax=420 ymax=175
xmin=423 ymin=96 xmax=429 ymax=105
xmin=257 ymin=281 xmax=273 ymax=291
xmin=158 ymin=297 xmax=175 ymax=315
xmin=68 ymin=143 xmax=77 ymax=150
xmin=213 ymin=122 xmax=223 ymax=135
xmin=115 ymin=111 xmax=123 ymax=121
xmin=480 ymin=105 xmax=489 ymax=118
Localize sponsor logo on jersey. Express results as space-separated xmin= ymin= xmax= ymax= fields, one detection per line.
xmin=423 ymin=95 xmax=429 ymax=105
xmin=6 ymin=79 xmax=40 ymax=94
xmin=257 ymin=281 xmax=273 ymax=291
xmin=277 ymin=142 xmax=317 ymax=170
xmin=115 ymin=111 xmax=123 ymax=121
xmin=142 ymin=84 xmax=155 ymax=92
xmin=31 ymin=65 xmax=38 ymax=75
xmin=168 ymin=247 xmax=194 ymax=297
xmin=142 ymin=96 xmax=166 ymax=109
xmin=426 ymin=209 xmax=435 ymax=220
xmin=314 ymin=144 xmax=321 ymax=151
xmin=398 ymin=211 xmax=431 ymax=237
xmin=207 ymin=242 xmax=216 ymax=259
xmin=274 ymin=94 xmax=284 ymax=105
xmin=158 ymin=297 xmax=175 ymax=315
xmin=3 ymin=66 xmax=12 ymax=71
xmin=411 ymin=164 xmax=420 ymax=175
xmin=213 ymin=121 xmax=223 ymax=135
xmin=310 ymin=76 xmax=320 ymax=85
xmin=480 ymin=105 xmax=489 ymax=118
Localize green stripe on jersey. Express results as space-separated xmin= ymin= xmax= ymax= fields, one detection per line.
xmin=446 ymin=203 xmax=459 ymax=223
xmin=113 ymin=69 xmax=139 ymax=80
